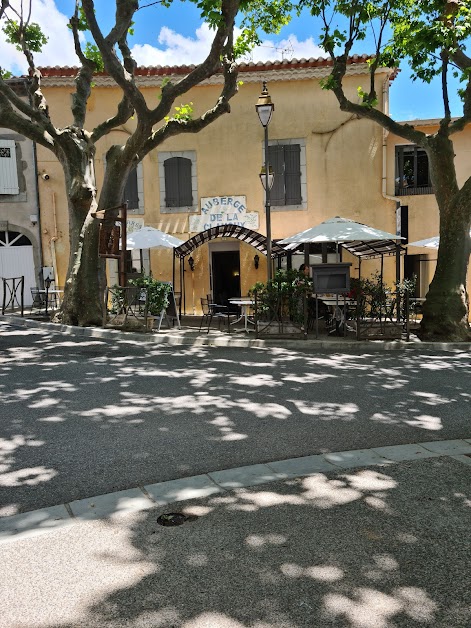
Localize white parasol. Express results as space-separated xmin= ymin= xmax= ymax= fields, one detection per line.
xmin=126 ymin=226 xmax=183 ymax=250
xmin=280 ymin=216 xmax=404 ymax=246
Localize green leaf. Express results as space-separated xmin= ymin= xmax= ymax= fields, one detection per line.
xmin=3 ymin=20 xmax=48 ymax=53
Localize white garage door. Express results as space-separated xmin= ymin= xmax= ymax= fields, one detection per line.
xmin=0 ymin=232 xmax=36 ymax=308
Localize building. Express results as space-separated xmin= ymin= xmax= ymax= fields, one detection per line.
xmin=33 ymin=58 xmax=471 ymax=315
xmin=0 ymin=79 xmax=42 ymax=308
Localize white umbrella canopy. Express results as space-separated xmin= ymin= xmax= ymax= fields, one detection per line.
xmin=280 ymin=216 xmax=404 ymax=246
xmin=408 ymin=230 xmax=471 ymax=249
xmin=126 ymin=226 xmax=183 ymax=250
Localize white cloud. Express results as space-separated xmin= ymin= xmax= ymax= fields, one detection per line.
xmin=131 ymin=23 xmax=324 ymax=67
xmin=1 ymin=5 xmax=325 ymax=75
xmin=1 ymin=0 xmax=78 ymax=74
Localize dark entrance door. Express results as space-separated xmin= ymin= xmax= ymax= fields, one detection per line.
xmin=211 ymin=250 xmax=241 ymax=307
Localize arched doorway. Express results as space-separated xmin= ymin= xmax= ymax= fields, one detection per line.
xmin=0 ymin=231 xmax=36 ymax=307
xmin=173 ymin=225 xmax=286 ymax=313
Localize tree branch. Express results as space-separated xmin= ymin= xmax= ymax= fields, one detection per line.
xmin=81 ymin=0 xmax=148 ymax=117
xmin=0 ymin=76 xmax=56 ymax=137
xmin=140 ymin=56 xmax=238 ymax=157
xmin=69 ymin=8 xmax=97 ymax=129
xmin=368 ymin=4 xmax=391 ymax=101
xmin=0 ymin=91 xmax=55 ymax=149
xmin=149 ymin=0 xmax=240 ymax=126
xmin=91 ymin=95 xmax=135 ymax=142
xmin=328 ymin=53 xmax=428 ymax=146
xmin=440 ymin=49 xmax=451 ymax=124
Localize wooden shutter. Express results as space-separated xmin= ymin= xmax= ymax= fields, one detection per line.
xmin=0 ymin=140 xmax=19 ymax=194
xmin=164 ymin=156 xmax=192 ymax=207
xmin=122 ymin=167 xmax=139 ymax=209
xmin=267 ymin=145 xmax=285 ymax=207
xmin=284 ymin=144 xmax=302 ymax=205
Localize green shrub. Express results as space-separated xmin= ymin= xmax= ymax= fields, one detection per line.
xmin=129 ymin=275 xmax=172 ymax=315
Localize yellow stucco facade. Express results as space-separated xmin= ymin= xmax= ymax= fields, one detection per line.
xmin=36 ymin=59 xmax=471 ymax=316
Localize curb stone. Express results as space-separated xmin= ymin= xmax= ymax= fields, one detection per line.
xmin=1 ymin=439 xmax=470 ymax=541
xmin=2 ymin=314 xmax=471 ymax=352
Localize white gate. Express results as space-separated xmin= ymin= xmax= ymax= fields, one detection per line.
xmin=0 ymin=238 xmax=36 ymax=308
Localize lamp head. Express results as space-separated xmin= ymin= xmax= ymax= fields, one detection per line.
xmin=256 ymin=81 xmax=274 ymax=127
xmin=259 ymin=164 xmax=275 ymax=191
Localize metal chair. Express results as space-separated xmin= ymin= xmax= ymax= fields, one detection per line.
xmin=30 ymin=288 xmax=47 ymax=314
xmin=199 ymin=297 xmax=233 ymax=333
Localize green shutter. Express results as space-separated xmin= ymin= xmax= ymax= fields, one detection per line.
xmin=164 ymin=157 xmax=180 ymax=207
xmin=284 ymin=144 xmax=302 ymax=205
xmin=267 ymin=145 xmax=285 ymax=207
xmin=177 ymin=157 xmax=193 ymax=206
xmin=122 ymin=167 xmax=139 ymax=209
xmin=164 ymin=157 xmax=192 ymax=207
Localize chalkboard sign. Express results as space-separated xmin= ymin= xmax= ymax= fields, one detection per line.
xmin=156 ymin=283 xmax=181 ymax=331
xmin=312 ymin=263 xmax=352 ymax=294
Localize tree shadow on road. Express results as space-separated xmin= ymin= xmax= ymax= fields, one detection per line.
xmin=1 ymin=321 xmax=470 ymax=519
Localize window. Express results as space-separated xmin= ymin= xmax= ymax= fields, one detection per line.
xmin=121 ymin=163 xmax=144 ymax=214
xmin=122 ymin=167 xmax=139 ymax=210
xmin=264 ymin=140 xmax=306 ymax=209
xmin=395 ymin=145 xmax=433 ymax=196
xmin=158 ymin=151 xmax=197 ymax=213
xmin=0 ymin=231 xmax=31 ymax=246
xmin=164 ymin=156 xmax=192 ymax=207
xmin=268 ymin=144 xmax=302 ymax=206
xmin=0 ymin=139 xmax=19 ymax=194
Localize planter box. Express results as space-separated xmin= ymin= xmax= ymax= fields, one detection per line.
xmin=257 ymin=321 xmax=303 ymax=335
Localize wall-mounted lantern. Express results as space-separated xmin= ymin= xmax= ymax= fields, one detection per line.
xmin=188 ymin=256 xmax=195 ymax=271
xmin=254 ymin=254 xmax=260 ymax=269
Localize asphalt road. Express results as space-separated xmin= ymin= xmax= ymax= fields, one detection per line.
xmin=1 ymin=321 xmax=470 ymax=516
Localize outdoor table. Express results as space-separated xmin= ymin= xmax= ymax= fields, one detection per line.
xmin=229 ymin=298 xmax=255 ymax=332
xmin=33 ymin=288 xmax=64 ymax=314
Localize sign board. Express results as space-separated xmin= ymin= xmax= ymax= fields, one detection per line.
xmin=156 ymin=283 xmax=181 ymax=331
xmin=312 ymin=263 xmax=352 ymax=294
xmin=189 ymin=196 xmax=259 ymax=232
xmin=127 ymin=217 xmax=144 ymax=234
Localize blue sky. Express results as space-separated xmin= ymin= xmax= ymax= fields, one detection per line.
xmin=0 ymin=0 xmax=465 ymax=121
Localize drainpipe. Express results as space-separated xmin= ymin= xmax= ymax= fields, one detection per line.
xmin=50 ymin=191 xmax=59 ymax=285
xmin=381 ymin=74 xmax=401 ymax=207
xmin=381 ymin=74 xmax=402 ymax=293
xmin=32 ymin=139 xmax=44 ymax=284
xmin=26 ymin=77 xmax=44 ymax=287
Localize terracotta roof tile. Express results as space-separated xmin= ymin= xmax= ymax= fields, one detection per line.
xmin=33 ymin=55 xmax=380 ymax=78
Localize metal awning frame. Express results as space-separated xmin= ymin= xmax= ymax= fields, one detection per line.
xmin=284 ymin=239 xmax=407 ymax=260
xmin=172 ymin=225 xmax=286 ymax=315
xmin=173 ymin=224 xmax=286 ymax=259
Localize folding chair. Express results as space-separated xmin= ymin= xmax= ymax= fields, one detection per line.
xmin=30 ymin=288 xmax=47 ymax=314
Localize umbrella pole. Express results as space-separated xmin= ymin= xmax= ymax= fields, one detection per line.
xmin=172 ymin=251 xmax=175 ymax=289
xmin=180 ymin=257 xmax=186 ymax=314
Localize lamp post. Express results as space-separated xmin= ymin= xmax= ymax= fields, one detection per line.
xmin=256 ymin=81 xmax=275 ymax=282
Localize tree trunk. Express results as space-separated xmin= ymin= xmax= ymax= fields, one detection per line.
xmin=420 ymin=137 xmax=471 ymax=341
xmin=55 ymin=143 xmax=135 ymax=327
xmin=54 ymin=142 xmax=105 ymax=327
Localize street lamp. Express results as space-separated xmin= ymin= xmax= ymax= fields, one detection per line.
xmin=256 ymin=81 xmax=275 ymax=282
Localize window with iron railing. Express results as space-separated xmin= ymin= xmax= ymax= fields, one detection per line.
xmin=395 ymin=145 xmax=433 ymax=196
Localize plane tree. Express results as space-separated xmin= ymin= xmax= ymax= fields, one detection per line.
xmin=244 ymin=0 xmax=471 ymax=340
xmin=0 ymin=0 xmax=242 ymax=326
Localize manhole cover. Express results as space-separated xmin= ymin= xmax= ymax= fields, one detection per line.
xmin=157 ymin=512 xmax=195 ymax=527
